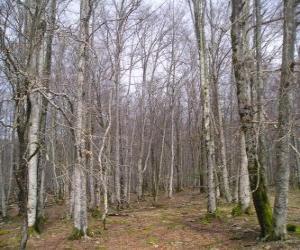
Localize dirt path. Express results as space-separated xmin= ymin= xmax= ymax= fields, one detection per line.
xmin=1 ymin=190 xmax=299 ymax=249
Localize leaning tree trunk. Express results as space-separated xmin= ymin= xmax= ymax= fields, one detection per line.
xmin=72 ymin=0 xmax=92 ymax=237
xmin=272 ymin=0 xmax=296 ymax=240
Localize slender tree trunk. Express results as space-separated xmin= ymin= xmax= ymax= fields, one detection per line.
xmin=137 ymin=112 xmax=146 ymax=200
xmin=192 ymin=0 xmax=216 ymax=213
xmin=27 ymin=92 xmax=41 ymax=229
xmin=272 ymin=0 xmax=296 ymax=240
xmin=154 ymin=117 xmax=166 ymax=202
xmin=175 ymin=111 xmax=183 ymax=192
xmin=99 ymin=92 xmax=112 ymax=229
xmin=168 ymin=97 xmax=175 ymax=198
xmin=36 ymin=0 xmax=57 ymax=225
xmin=239 ymin=132 xmax=251 ymax=212
xmin=72 ymin=0 xmax=92 ymax=236
xmin=114 ymin=70 xmax=121 ymax=208
xmin=218 ymin=112 xmax=232 ymax=202
xmin=0 ymin=149 xmax=7 ymax=218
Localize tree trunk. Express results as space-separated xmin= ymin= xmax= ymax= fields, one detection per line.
xmin=72 ymin=0 xmax=92 ymax=237
xmin=231 ymin=0 xmax=273 ymax=238
xmin=272 ymin=0 xmax=296 ymax=240
xmin=27 ymin=92 xmax=41 ymax=229
xmin=239 ymin=132 xmax=251 ymax=212
xmin=0 ymin=149 xmax=7 ymax=218
xmin=168 ymin=98 xmax=175 ymax=198
xmin=192 ymin=0 xmax=216 ymax=214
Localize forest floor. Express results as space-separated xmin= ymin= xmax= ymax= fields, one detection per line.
xmin=0 ymin=190 xmax=300 ymax=250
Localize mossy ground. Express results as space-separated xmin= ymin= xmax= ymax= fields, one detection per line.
xmin=231 ymin=203 xmax=251 ymax=217
xmin=0 ymin=190 xmax=299 ymax=249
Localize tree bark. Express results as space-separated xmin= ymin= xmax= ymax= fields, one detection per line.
xmin=231 ymin=0 xmax=273 ymax=238
xmin=0 ymin=149 xmax=7 ymax=218
xmin=239 ymin=132 xmax=251 ymax=211
xmin=192 ymin=0 xmax=216 ymax=214
xmin=272 ymin=0 xmax=296 ymax=240
xmin=72 ymin=0 xmax=92 ymax=236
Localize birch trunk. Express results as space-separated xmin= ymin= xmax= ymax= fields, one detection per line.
xmin=272 ymin=0 xmax=296 ymax=240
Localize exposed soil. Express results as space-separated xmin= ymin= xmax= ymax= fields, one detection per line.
xmin=1 ymin=190 xmax=299 ymax=249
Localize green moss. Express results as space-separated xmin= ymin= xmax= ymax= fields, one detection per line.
xmin=68 ymin=228 xmax=85 ymax=240
xmin=231 ymin=204 xmax=242 ymax=217
xmin=231 ymin=203 xmax=252 ymax=217
xmin=28 ymin=225 xmax=39 ymax=237
xmin=250 ymin=168 xmax=273 ymax=238
xmin=287 ymin=224 xmax=300 ymax=233
xmin=201 ymin=209 xmax=222 ymax=224
xmin=0 ymin=229 xmax=10 ymax=235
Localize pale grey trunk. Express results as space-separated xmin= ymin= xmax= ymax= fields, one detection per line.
xmin=127 ymin=119 xmax=136 ymax=203
xmin=239 ymin=132 xmax=251 ymax=211
xmin=168 ymin=101 xmax=175 ymax=198
xmin=233 ymin=164 xmax=239 ymax=203
xmin=114 ymin=81 xmax=121 ymax=207
xmin=99 ymin=92 xmax=112 ymax=228
xmin=27 ymin=93 xmax=41 ymax=228
xmin=38 ymin=167 xmax=45 ymax=219
xmin=0 ymin=150 xmax=6 ymax=218
xmin=192 ymin=0 xmax=216 ymax=213
xmin=6 ymin=132 xmax=15 ymax=204
xmin=219 ymin=113 xmax=232 ymax=202
xmin=73 ymin=0 xmax=92 ymax=235
xmin=294 ymin=138 xmax=300 ymax=188
xmin=50 ymin=111 xmax=59 ymax=197
xmin=137 ymin=113 xmax=146 ymax=200
xmin=273 ymin=0 xmax=296 ymax=240
xmin=155 ymin=117 xmax=166 ymax=201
